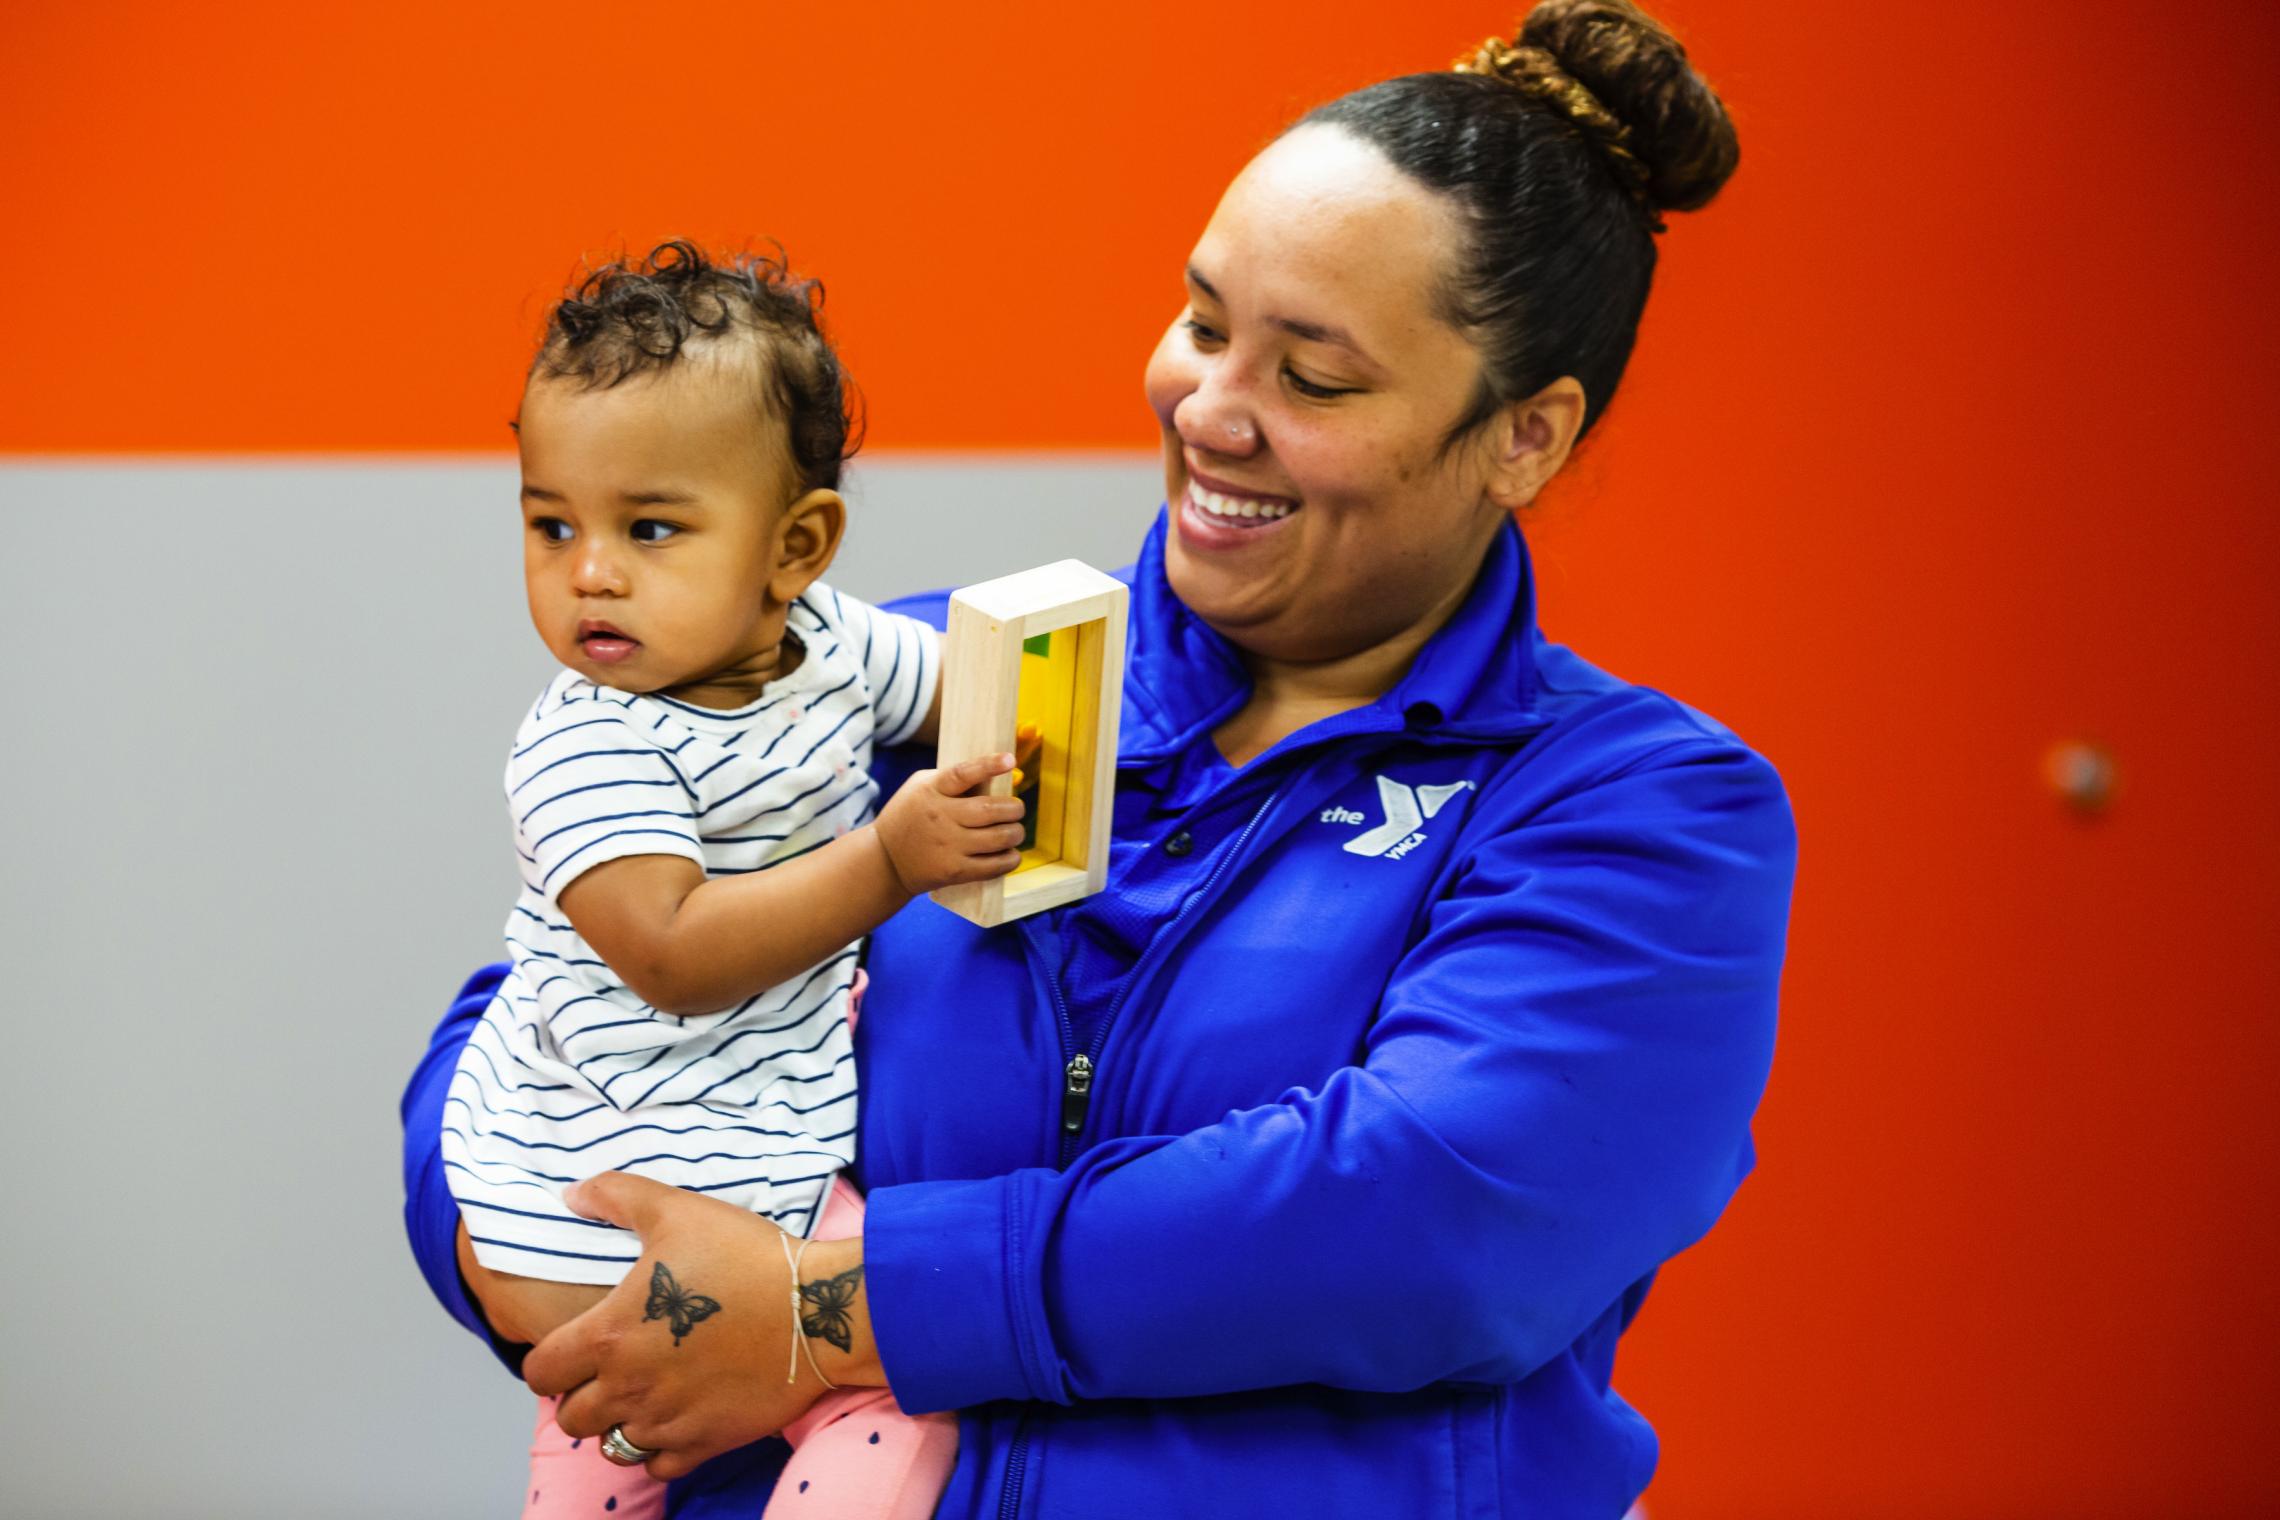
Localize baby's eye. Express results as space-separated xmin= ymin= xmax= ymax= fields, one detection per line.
xmin=1183 ymin=317 xmax=1226 ymax=347
xmin=531 ymin=517 xmax=573 ymax=543
xmin=630 ymin=520 xmax=681 ymax=544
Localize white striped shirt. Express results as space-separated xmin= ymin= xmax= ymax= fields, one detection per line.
xmin=445 ymin=585 xmax=938 ymax=1283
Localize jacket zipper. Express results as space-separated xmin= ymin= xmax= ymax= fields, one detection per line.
xmin=1060 ymin=1052 xmax=1094 ymax=1135
xmin=997 ymin=925 xmax=1076 ymax=1520
xmin=1053 ymin=778 xmax=1288 ymax=1167
xmin=995 ymin=1429 xmax=1031 ymax=1520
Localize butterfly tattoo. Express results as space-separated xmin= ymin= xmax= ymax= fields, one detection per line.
xmin=643 ymin=1261 xmax=722 ymax=1347
xmin=797 ymin=1264 xmax=865 ymax=1354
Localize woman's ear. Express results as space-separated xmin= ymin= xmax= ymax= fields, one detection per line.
xmin=1483 ymin=377 xmax=1587 ymax=512
xmin=767 ymin=488 xmax=848 ymax=603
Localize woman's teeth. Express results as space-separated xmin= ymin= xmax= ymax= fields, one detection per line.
xmin=1191 ymin=485 xmax=1296 ymax=520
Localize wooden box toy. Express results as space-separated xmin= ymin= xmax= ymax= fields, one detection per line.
xmin=931 ymin=560 xmax=1128 ymax=928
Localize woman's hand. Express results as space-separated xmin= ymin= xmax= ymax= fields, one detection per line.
xmin=521 ymin=1172 xmax=858 ymax=1481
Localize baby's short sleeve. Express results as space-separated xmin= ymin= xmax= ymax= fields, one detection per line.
xmin=504 ymin=701 xmax=702 ymax=907
xmin=814 ymin=584 xmax=939 ymax=749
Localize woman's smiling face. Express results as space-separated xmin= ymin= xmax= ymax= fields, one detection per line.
xmin=1144 ymin=126 xmax=1519 ymax=666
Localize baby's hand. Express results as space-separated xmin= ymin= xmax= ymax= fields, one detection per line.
xmin=874 ymin=753 xmax=1028 ymax=896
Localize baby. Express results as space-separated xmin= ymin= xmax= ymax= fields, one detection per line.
xmin=442 ymin=242 xmax=1024 ymax=1518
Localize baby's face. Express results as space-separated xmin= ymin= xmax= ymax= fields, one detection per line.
xmin=517 ymin=357 xmax=799 ymax=707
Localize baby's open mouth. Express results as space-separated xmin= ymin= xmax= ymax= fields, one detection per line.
xmin=578 ymin=621 xmax=641 ymax=663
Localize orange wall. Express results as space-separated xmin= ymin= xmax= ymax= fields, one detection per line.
xmin=11 ymin=2 xmax=2278 ymax=1513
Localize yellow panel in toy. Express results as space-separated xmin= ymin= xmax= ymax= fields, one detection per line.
xmin=1014 ymin=629 xmax=1081 ymax=873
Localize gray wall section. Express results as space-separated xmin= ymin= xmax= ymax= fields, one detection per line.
xmin=0 ymin=456 xmax=1162 ymax=1519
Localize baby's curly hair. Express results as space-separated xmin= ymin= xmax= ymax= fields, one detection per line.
xmin=531 ymin=240 xmax=862 ymax=494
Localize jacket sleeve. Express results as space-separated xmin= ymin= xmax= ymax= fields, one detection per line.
xmin=865 ymin=738 xmax=1798 ymax=1409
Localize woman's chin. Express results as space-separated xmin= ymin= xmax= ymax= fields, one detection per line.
xmin=1166 ymin=546 xmax=1281 ymax=645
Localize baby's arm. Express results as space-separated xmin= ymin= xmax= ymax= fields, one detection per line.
xmin=560 ymin=753 xmax=1024 ymax=1017
xmin=910 ymin=670 xmax=944 ymax=747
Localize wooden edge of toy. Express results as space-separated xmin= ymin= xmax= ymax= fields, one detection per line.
xmin=1072 ymin=591 xmax=1126 ymax=900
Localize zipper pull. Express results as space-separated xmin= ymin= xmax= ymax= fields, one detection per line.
xmin=1061 ymin=1053 xmax=1094 ymax=1134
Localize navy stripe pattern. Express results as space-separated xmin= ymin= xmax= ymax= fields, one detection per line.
xmin=444 ymin=586 xmax=939 ymax=1284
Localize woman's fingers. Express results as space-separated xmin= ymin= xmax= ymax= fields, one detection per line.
xmin=552 ymin=1385 xmax=702 ymax=1481
xmin=521 ymin=1297 xmax=612 ymax=1400
xmin=562 ymin=1169 xmax=681 ymax=1232
xmin=547 ymin=1373 xmax=621 ymax=1438
xmin=552 ymin=1377 xmax=679 ymax=1448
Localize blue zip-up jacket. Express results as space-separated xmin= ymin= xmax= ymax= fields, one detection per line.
xmin=402 ymin=510 xmax=1794 ymax=1519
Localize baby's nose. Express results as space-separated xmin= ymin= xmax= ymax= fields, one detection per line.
xmin=571 ymin=544 xmax=628 ymax=593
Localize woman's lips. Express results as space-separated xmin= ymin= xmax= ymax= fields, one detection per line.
xmin=1176 ymin=480 xmax=1300 ymax=550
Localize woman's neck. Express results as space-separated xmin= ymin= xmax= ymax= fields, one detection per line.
xmin=1212 ymin=576 xmax=1471 ymax=767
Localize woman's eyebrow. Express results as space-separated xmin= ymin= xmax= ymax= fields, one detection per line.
xmin=1270 ymin=314 xmax=1370 ymax=360
xmin=1188 ymin=264 xmax=1380 ymax=369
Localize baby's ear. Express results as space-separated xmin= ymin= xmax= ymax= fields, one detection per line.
xmin=768 ymin=488 xmax=847 ymax=602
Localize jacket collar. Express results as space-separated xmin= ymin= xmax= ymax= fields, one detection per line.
xmin=1118 ymin=507 xmax=1548 ymax=761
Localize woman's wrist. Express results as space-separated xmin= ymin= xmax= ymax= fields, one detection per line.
xmin=794 ymin=1234 xmax=886 ymax=1388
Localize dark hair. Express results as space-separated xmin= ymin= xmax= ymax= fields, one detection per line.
xmin=530 ymin=240 xmax=862 ymax=493
xmin=1298 ymin=0 xmax=1738 ymax=446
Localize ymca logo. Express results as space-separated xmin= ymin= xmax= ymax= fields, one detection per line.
xmin=1323 ymin=775 xmax=1476 ymax=860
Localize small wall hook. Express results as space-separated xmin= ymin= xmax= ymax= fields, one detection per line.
xmin=2043 ymin=739 xmax=2118 ymax=816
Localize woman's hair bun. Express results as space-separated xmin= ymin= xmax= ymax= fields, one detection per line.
xmin=1515 ymin=0 xmax=1738 ymax=215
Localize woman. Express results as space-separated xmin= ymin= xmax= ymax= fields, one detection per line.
xmin=403 ymin=3 xmax=1795 ymax=1514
